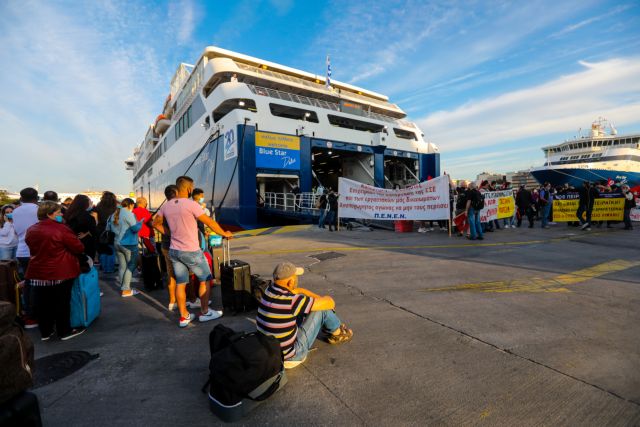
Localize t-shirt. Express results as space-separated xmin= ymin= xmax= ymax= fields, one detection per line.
xmin=256 ymin=283 xmax=314 ymax=360
xmin=12 ymin=203 xmax=39 ymax=258
xmin=132 ymin=207 xmax=152 ymax=238
xmin=158 ymin=198 xmax=204 ymax=252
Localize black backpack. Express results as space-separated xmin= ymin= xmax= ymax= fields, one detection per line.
xmin=202 ymin=325 xmax=284 ymax=406
xmin=472 ymin=190 xmax=485 ymax=210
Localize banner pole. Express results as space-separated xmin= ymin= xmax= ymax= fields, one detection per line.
xmin=448 ymin=208 xmax=452 ymax=238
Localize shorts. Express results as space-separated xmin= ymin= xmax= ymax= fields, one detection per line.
xmin=169 ymin=249 xmax=212 ymax=285
xmin=160 ymin=247 xmax=175 ymax=280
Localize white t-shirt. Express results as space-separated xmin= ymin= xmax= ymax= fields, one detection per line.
xmin=12 ymin=203 xmax=39 ymax=257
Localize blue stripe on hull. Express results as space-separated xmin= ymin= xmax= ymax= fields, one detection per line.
xmin=530 ymin=168 xmax=640 ymax=188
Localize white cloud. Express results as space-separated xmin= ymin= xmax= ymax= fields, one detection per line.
xmin=417 ymin=57 xmax=640 ymax=178
xmin=550 ymin=4 xmax=632 ymax=38
xmin=0 ymin=1 xmax=175 ymax=193
xmin=169 ymin=0 xmax=196 ymax=45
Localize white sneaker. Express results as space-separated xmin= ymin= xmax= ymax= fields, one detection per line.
xmin=179 ymin=313 xmax=192 ymax=328
xmin=199 ymin=309 xmax=223 ymax=323
xmin=418 ymin=227 xmax=426 ymax=233
xmin=121 ymin=288 xmax=140 ymax=298
xmin=168 ymin=302 xmax=177 ymax=311
xmin=187 ymin=298 xmax=211 ymax=308
xmin=581 ymin=222 xmax=590 ymax=230
xmin=429 ymin=227 xmax=434 ymax=231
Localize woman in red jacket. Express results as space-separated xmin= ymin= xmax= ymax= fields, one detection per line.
xmin=25 ymin=201 xmax=86 ymax=341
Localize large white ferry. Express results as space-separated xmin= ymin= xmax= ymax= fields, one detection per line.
xmin=530 ymin=118 xmax=640 ymax=188
xmin=126 ymin=46 xmax=439 ymax=228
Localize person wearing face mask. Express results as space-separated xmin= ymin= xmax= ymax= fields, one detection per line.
xmin=108 ymin=198 xmax=143 ymax=297
xmin=0 ymin=204 xmax=18 ymax=260
xmin=133 ymin=197 xmax=155 ymax=254
xmin=24 ymin=201 xmax=86 ymax=341
xmin=64 ymin=194 xmax=98 ymax=259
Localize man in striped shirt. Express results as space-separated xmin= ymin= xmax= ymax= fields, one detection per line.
xmin=256 ymin=261 xmax=353 ymax=369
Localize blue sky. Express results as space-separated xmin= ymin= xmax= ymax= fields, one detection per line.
xmin=1 ymin=0 xmax=639 ymax=193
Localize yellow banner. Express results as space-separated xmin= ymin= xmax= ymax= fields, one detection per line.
xmin=552 ymin=198 xmax=625 ymax=222
xmin=255 ymin=132 xmax=300 ymax=150
xmin=497 ymin=195 xmax=515 ymax=219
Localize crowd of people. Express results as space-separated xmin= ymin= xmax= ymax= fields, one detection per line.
xmin=447 ymin=179 xmax=636 ymax=240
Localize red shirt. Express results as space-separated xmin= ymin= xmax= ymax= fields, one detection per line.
xmin=132 ymin=207 xmax=152 ymax=238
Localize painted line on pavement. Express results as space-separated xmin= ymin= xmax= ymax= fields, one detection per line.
xmin=232 ymin=232 xmax=609 ymax=256
xmin=421 ymin=259 xmax=640 ymax=293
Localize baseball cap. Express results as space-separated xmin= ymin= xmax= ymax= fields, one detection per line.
xmin=273 ymin=262 xmax=304 ymax=280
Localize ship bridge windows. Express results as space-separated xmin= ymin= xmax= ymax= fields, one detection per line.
xmin=269 ymin=103 xmax=319 ymax=123
xmin=569 ymin=155 xmax=579 ymax=160
xmin=175 ymin=105 xmax=192 ymax=140
xmin=393 ymin=128 xmax=417 ymax=140
xmin=327 ymin=114 xmax=385 ymax=133
xmin=213 ymin=98 xmax=257 ymax=122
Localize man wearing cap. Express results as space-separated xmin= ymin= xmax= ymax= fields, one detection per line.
xmin=256 ymin=262 xmax=353 ymax=369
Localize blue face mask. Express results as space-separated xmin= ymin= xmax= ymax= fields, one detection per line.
xmin=5 ymin=213 xmax=12 ymax=220
xmin=86 ymin=206 xmax=93 ymax=211
xmin=54 ymin=215 xmax=63 ymax=223
xmin=199 ymin=198 xmax=205 ymax=204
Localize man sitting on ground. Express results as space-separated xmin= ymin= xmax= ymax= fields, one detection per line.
xmin=256 ymin=262 xmax=353 ymax=369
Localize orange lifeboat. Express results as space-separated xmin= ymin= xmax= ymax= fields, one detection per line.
xmin=154 ymin=114 xmax=170 ymax=135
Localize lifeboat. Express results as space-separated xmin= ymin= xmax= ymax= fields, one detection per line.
xmin=154 ymin=114 xmax=170 ymax=135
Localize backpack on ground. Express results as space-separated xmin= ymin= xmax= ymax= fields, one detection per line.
xmin=0 ymin=391 xmax=43 ymax=427
xmin=203 ymin=324 xmax=287 ymax=422
xmin=140 ymin=245 xmax=163 ymax=291
xmin=0 ymin=302 xmax=34 ymax=404
xmin=70 ymin=267 xmax=101 ymax=328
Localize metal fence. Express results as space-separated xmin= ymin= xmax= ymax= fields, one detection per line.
xmin=263 ymin=192 xmax=323 ymax=213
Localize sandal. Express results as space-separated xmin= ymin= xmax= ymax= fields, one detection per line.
xmin=327 ymin=324 xmax=353 ymax=345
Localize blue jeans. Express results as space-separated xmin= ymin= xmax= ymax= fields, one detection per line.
xmin=326 ymin=211 xmax=336 ymax=228
xmin=541 ymin=203 xmax=551 ymax=227
xmin=289 ymin=310 xmax=342 ymax=362
xmin=0 ymin=246 xmax=17 ymax=260
xmin=169 ymin=249 xmax=212 ymax=284
xmin=468 ymin=208 xmax=483 ymax=240
xmin=318 ymin=209 xmax=327 ymax=228
xmin=115 ymin=244 xmax=138 ymax=291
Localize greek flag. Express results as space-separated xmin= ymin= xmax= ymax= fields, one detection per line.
xmin=326 ymin=55 xmax=331 ymax=88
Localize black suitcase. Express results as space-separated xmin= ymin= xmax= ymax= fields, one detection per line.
xmin=0 ymin=391 xmax=43 ymax=427
xmin=220 ymin=241 xmax=254 ymax=313
xmin=141 ymin=251 xmax=163 ymax=291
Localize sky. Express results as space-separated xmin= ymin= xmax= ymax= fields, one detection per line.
xmin=1 ymin=0 xmax=639 ymax=193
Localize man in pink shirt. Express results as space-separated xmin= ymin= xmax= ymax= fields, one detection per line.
xmin=153 ymin=176 xmax=233 ymax=328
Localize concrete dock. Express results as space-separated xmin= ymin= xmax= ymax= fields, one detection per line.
xmin=29 ymin=224 xmax=640 ymax=426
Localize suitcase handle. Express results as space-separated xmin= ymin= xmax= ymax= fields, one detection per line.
xmin=222 ymin=238 xmax=231 ymax=266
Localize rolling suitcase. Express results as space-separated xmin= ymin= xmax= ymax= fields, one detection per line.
xmin=220 ymin=241 xmax=253 ymax=314
xmin=70 ymin=267 xmax=101 ymax=328
xmin=141 ymin=251 xmax=163 ymax=291
xmin=99 ymin=252 xmax=115 ymax=273
xmin=0 ymin=260 xmax=19 ymax=305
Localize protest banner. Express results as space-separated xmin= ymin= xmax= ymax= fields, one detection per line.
xmin=552 ymin=193 xmax=625 ymax=222
xmin=478 ymin=190 xmax=516 ymax=223
xmin=338 ymin=176 xmax=450 ymax=221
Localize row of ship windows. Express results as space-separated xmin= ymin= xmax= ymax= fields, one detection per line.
xmin=559 ymin=153 xmax=603 ymax=161
xmin=547 ymin=137 xmax=640 ymax=152
xmin=135 ymin=98 xmax=416 ymax=182
xmin=209 ymin=99 xmax=418 ymax=140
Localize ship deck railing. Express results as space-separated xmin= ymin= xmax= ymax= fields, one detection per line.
xmin=263 ymin=192 xmax=332 ymax=215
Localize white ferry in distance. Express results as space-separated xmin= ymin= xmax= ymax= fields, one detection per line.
xmin=125 ymin=46 xmax=439 ymax=228
xmin=530 ymin=118 xmax=640 ymax=188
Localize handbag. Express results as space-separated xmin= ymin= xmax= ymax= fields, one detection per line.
xmin=99 ymin=217 xmax=115 ymax=246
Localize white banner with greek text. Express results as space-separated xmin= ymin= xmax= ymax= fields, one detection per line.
xmin=479 ymin=190 xmax=516 ymax=223
xmin=338 ymin=176 xmax=450 ymax=220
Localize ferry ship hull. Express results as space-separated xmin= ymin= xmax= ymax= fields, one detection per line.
xmin=530 ymin=167 xmax=640 ymax=188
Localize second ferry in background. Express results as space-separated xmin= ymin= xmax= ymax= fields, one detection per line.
xmin=530 ymin=118 xmax=640 ymax=188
